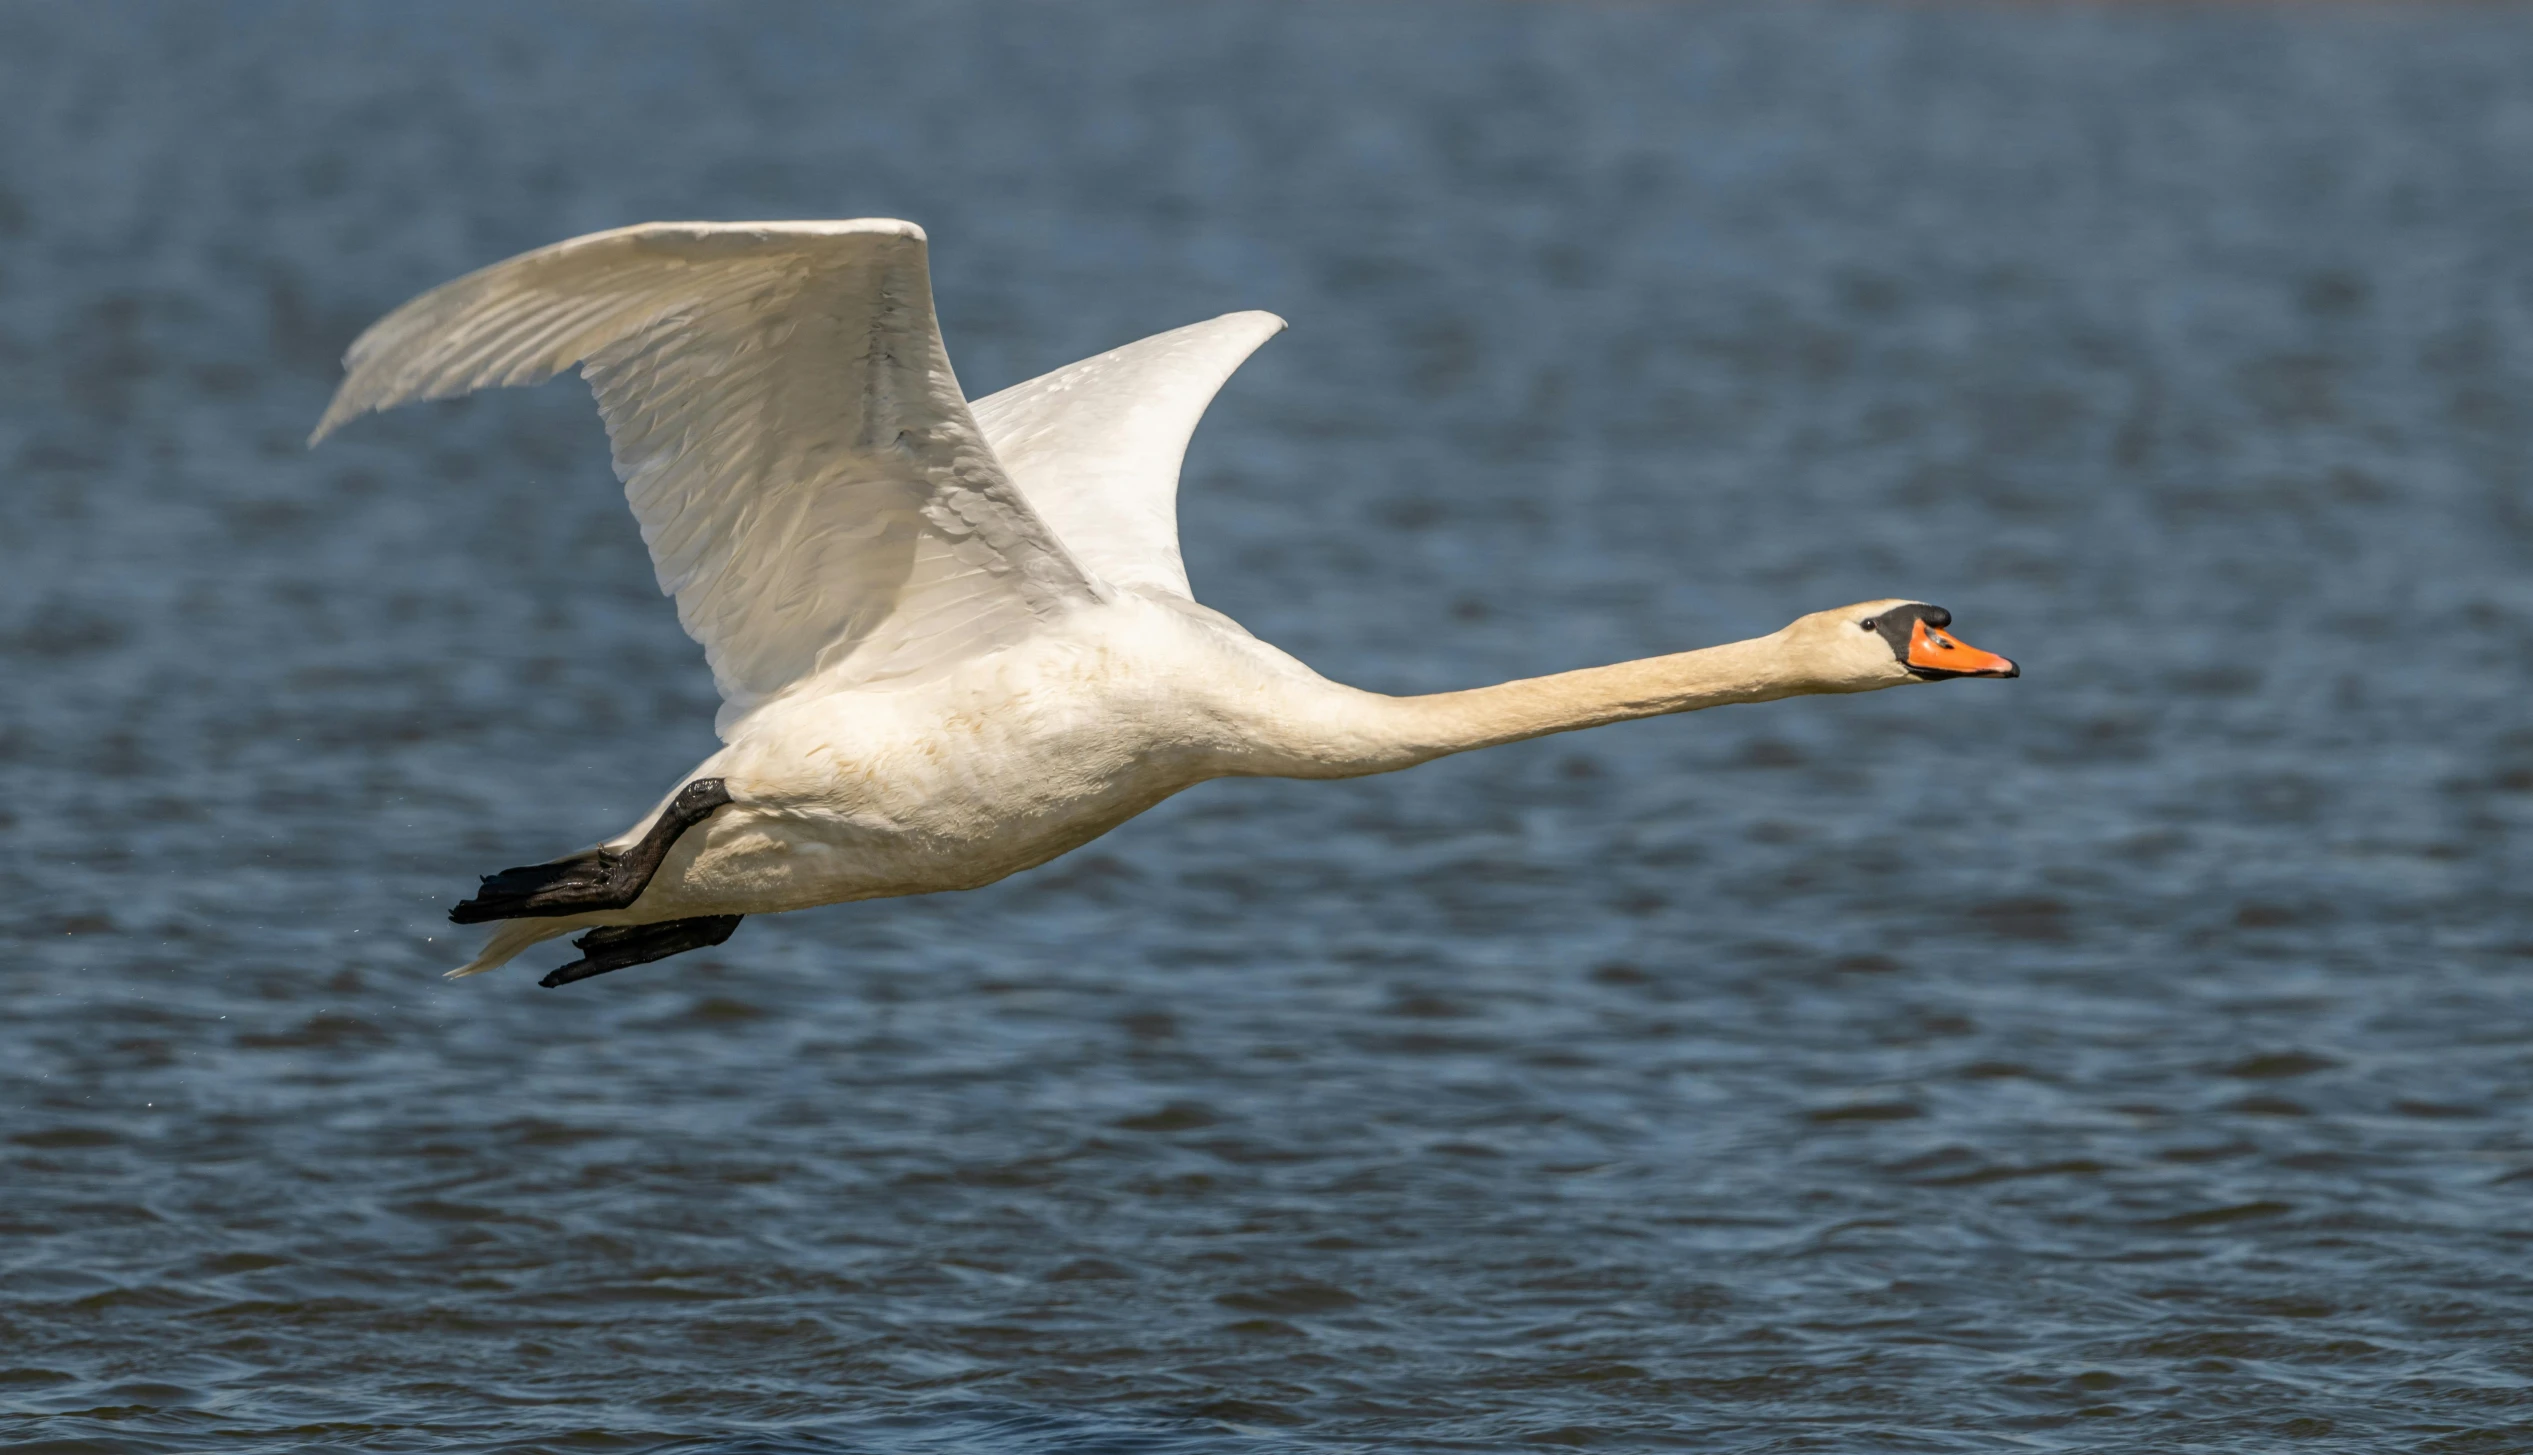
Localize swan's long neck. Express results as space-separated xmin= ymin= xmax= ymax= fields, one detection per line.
xmin=1241 ymin=631 xmax=1827 ymax=779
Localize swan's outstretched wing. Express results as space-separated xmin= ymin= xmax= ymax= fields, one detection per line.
xmin=311 ymin=219 xmax=1100 ymax=729
xmin=969 ymin=311 xmax=1284 ymax=600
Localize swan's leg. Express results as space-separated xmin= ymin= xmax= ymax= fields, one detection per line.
xmin=540 ymin=915 xmax=744 ymax=989
xmin=449 ymin=779 xmax=732 ymax=925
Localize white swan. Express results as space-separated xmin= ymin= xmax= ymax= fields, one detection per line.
xmin=312 ymin=220 xmax=2018 ymax=987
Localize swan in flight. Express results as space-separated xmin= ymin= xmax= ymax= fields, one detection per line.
xmin=312 ymin=220 xmax=2018 ymax=988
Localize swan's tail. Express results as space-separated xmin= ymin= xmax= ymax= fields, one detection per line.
xmin=447 ymin=917 xmax=577 ymax=978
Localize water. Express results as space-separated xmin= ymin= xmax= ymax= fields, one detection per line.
xmin=6 ymin=2 xmax=2533 ymax=1449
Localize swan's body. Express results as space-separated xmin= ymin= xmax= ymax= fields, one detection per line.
xmin=313 ymin=219 xmax=2018 ymax=984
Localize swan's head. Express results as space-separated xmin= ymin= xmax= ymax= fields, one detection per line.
xmin=1781 ymin=599 xmax=2019 ymax=692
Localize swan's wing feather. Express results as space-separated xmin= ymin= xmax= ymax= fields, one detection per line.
xmin=311 ymin=220 xmax=1099 ymax=727
xmin=968 ymin=311 xmax=1284 ymax=600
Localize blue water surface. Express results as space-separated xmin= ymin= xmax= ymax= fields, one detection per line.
xmin=6 ymin=2 xmax=2533 ymax=1450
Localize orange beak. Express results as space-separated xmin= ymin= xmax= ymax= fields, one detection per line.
xmin=1907 ymin=618 xmax=2019 ymax=678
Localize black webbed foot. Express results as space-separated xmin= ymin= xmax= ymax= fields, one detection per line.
xmin=540 ymin=915 xmax=744 ymax=988
xmin=450 ymin=779 xmax=732 ymax=924
xmin=451 ymin=853 xmax=616 ymax=924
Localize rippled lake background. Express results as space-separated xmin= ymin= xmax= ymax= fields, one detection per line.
xmin=8 ymin=2 xmax=2533 ymax=1449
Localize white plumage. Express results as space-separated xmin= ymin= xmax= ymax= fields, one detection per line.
xmin=315 ymin=220 xmax=2016 ymax=984
xmin=315 ymin=220 xmax=1106 ymax=726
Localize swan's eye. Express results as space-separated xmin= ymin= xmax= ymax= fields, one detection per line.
xmin=1859 ymin=618 xmax=1876 ymax=631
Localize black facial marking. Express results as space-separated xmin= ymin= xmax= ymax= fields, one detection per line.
xmin=1870 ymin=603 xmax=1949 ymax=665
xmin=1871 ymin=602 xmax=1999 ymax=679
